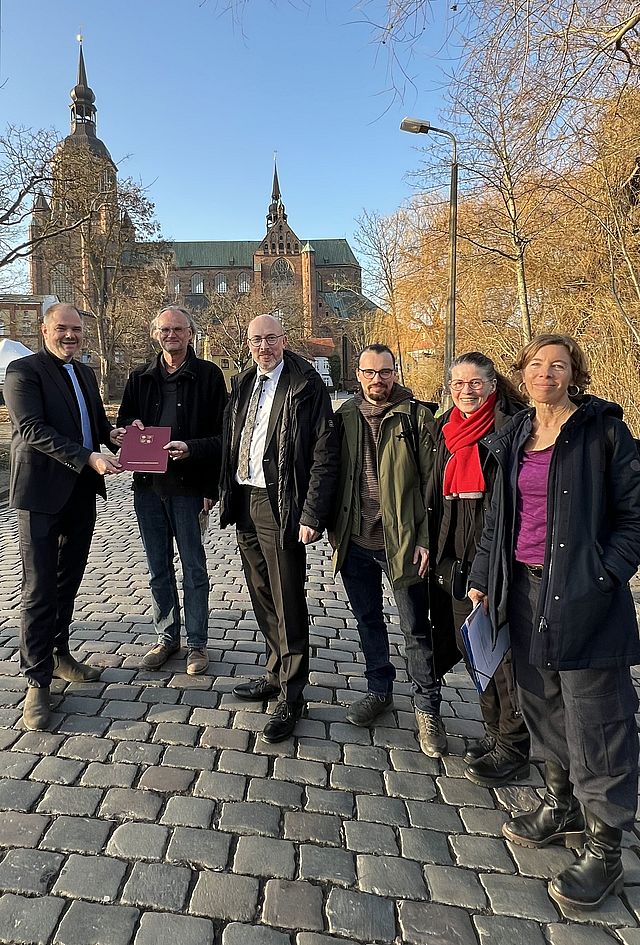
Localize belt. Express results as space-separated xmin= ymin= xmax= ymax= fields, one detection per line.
xmin=518 ymin=562 xmax=544 ymax=578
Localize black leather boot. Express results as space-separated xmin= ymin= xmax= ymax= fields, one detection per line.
xmin=549 ymin=809 xmax=623 ymax=910
xmin=502 ymin=760 xmax=585 ymax=848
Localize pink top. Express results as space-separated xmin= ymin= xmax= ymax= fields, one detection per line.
xmin=514 ymin=445 xmax=554 ymax=565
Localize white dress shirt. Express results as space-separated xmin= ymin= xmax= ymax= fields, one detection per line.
xmin=236 ymin=359 xmax=285 ymax=487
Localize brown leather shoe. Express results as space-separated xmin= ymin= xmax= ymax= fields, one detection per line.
xmin=186 ymin=648 xmax=209 ymax=675
xmin=54 ymin=653 xmax=101 ymax=683
xmin=142 ymin=642 xmax=181 ymax=669
xmin=22 ymin=686 xmax=50 ymax=731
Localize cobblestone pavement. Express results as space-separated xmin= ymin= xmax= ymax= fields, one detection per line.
xmin=0 ymin=477 xmax=639 ymax=945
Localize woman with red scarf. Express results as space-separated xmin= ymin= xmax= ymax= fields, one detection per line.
xmin=428 ymin=352 xmax=530 ymax=787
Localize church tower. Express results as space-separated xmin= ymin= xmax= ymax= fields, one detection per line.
xmin=31 ymin=41 xmax=118 ymax=303
xmin=253 ymin=162 xmax=315 ymax=334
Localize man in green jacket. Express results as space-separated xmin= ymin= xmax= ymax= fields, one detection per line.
xmin=330 ymin=344 xmax=447 ymax=756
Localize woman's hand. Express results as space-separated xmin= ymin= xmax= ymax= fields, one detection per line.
xmin=468 ymin=587 xmax=488 ymax=613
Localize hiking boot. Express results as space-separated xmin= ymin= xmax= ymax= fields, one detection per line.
xmin=346 ymin=692 xmax=394 ymax=727
xmin=22 ymin=686 xmax=50 ymax=731
xmin=142 ymin=641 xmax=180 ymax=669
xmin=186 ymin=648 xmax=209 ymax=675
xmin=549 ymin=809 xmax=623 ymax=910
xmin=465 ymin=746 xmax=529 ymax=786
xmin=54 ymin=653 xmax=101 ymax=683
xmin=464 ymin=734 xmax=496 ymax=764
xmin=502 ymin=760 xmax=585 ymax=848
xmin=415 ymin=709 xmax=448 ymax=757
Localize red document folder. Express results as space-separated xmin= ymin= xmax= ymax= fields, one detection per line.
xmin=119 ymin=426 xmax=171 ymax=473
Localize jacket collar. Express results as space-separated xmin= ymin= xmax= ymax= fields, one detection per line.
xmin=143 ymin=345 xmax=198 ymax=379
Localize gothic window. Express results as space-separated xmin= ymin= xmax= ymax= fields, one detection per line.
xmin=169 ymin=274 xmax=180 ymax=297
xmin=191 ymin=272 xmax=204 ymax=294
xmin=271 ymin=258 xmax=294 ymax=286
xmin=50 ymin=263 xmax=74 ymax=303
xmin=215 ymin=273 xmax=228 ymax=294
xmin=238 ymin=272 xmax=251 ymax=294
xmin=0 ymin=311 xmax=9 ymax=336
xmin=99 ymin=168 xmax=112 ymax=194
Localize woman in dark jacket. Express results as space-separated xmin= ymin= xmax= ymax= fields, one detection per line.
xmin=469 ymin=333 xmax=640 ymax=911
xmin=429 ymin=352 xmax=530 ymax=787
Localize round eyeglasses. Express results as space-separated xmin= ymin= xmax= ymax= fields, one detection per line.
xmin=449 ymin=378 xmax=488 ymax=392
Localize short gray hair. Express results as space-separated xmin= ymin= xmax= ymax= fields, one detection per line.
xmin=150 ymin=306 xmax=196 ymax=338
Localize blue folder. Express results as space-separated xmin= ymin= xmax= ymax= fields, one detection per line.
xmin=460 ymin=602 xmax=510 ymax=693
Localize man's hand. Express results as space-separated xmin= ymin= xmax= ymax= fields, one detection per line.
xmin=88 ymin=452 xmax=122 ymax=476
xmin=130 ymin=419 xmax=145 ymax=430
xmin=299 ymin=525 xmax=320 ymax=545
xmin=110 ymin=427 xmax=127 ymax=447
xmin=413 ymin=545 xmax=429 ymax=578
xmin=468 ymin=588 xmax=489 ymax=612
xmin=203 ymin=497 xmax=214 ymax=513
xmin=165 ymin=440 xmax=190 ymax=461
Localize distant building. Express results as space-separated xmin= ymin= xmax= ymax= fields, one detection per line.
xmin=0 ymin=295 xmax=59 ymax=350
xmin=29 ymin=44 xmax=375 ymax=388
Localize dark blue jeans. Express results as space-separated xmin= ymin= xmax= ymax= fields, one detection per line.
xmin=340 ymin=541 xmax=441 ymax=713
xmin=134 ymin=491 xmax=209 ymax=649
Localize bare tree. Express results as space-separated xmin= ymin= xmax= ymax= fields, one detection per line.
xmin=201 ymin=282 xmax=307 ymax=373
xmin=0 ymin=124 xmax=102 ymax=279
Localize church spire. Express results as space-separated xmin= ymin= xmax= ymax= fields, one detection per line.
xmin=266 ymin=158 xmax=287 ymax=229
xmin=70 ymin=38 xmax=97 ymax=134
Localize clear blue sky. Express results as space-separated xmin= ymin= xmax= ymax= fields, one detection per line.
xmin=1 ymin=1 xmax=457 ymax=247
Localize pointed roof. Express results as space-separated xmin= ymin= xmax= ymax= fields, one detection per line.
xmin=272 ymin=162 xmax=281 ymax=202
xmin=62 ymin=40 xmax=114 ymax=164
xmin=266 ymin=159 xmax=287 ymax=228
xmin=33 ymin=192 xmax=50 ymax=212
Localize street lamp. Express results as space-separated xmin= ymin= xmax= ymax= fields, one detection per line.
xmin=400 ymin=117 xmax=458 ymax=399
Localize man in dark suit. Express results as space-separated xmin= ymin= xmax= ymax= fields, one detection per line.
xmin=219 ymin=313 xmax=338 ymax=742
xmin=4 ymin=303 xmax=123 ymax=730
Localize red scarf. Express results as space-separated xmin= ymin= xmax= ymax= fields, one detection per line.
xmin=443 ymin=391 xmax=497 ymax=497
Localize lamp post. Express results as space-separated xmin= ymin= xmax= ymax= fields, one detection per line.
xmin=400 ymin=117 xmax=458 ymax=398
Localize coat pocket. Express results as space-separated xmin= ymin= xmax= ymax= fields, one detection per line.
xmin=574 ymin=687 xmax=639 ymax=778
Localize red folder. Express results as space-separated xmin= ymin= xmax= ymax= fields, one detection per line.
xmin=119 ymin=426 xmax=171 ymax=473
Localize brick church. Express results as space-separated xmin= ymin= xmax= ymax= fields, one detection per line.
xmin=27 ymin=45 xmax=373 ymax=390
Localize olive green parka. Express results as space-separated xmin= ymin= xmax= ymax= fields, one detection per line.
xmin=329 ymin=392 xmax=436 ymax=587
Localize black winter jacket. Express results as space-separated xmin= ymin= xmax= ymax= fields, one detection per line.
xmin=469 ymin=395 xmax=640 ymax=670
xmin=219 ymin=350 xmax=339 ymax=548
xmin=117 ymin=347 xmax=227 ymax=500
xmin=428 ymin=396 xmax=525 ymax=569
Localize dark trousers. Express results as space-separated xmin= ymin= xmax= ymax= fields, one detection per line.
xmin=17 ymin=472 xmax=97 ymax=688
xmin=509 ymin=563 xmax=639 ymax=830
xmin=452 ymin=595 xmax=530 ymax=760
xmin=340 ymin=541 xmax=441 ymax=713
xmin=236 ymin=487 xmax=309 ymax=704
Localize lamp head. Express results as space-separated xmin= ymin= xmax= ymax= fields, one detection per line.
xmin=400 ymin=117 xmax=431 ymax=135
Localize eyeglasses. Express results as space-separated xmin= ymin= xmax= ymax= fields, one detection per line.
xmin=158 ymin=326 xmax=189 ymax=336
xmin=358 ymin=368 xmax=395 ymax=379
xmin=248 ymin=334 xmax=285 ymax=347
xmin=449 ymin=378 xmax=488 ymax=391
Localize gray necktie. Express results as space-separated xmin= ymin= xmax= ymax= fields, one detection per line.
xmin=237 ymin=374 xmax=268 ymax=480
xmin=63 ymin=363 xmax=93 ymax=450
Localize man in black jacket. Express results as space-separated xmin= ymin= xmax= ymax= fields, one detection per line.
xmin=219 ymin=314 xmax=338 ymax=741
xmin=118 ymin=306 xmax=227 ymax=676
xmin=4 ymin=303 xmax=123 ymax=730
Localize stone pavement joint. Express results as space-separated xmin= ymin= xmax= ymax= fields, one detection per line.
xmin=0 ymin=476 xmax=638 ymax=943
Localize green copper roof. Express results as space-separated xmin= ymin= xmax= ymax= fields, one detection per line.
xmin=171 ymin=238 xmax=358 ymax=269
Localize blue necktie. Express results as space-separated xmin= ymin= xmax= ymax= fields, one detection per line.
xmin=63 ymin=363 xmax=94 ymax=450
